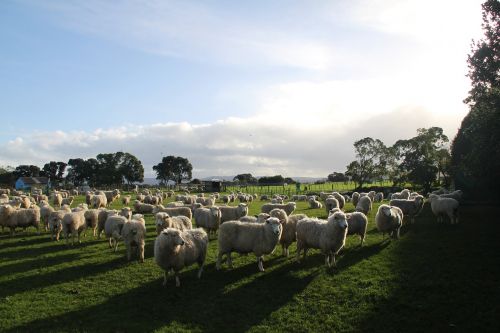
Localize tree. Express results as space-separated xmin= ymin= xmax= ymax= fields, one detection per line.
xmin=13 ymin=165 xmax=41 ymax=178
xmin=394 ymin=127 xmax=449 ymax=192
xmin=96 ymin=152 xmax=124 ymax=186
xmin=233 ymin=173 xmax=258 ymax=184
xmin=153 ymin=156 xmax=192 ymax=185
xmin=119 ymin=153 xmax=144 ymax=185
xmin=66 ymin=158 xmax=87 ymax=186
xmin=327 ymin=172 xmax=348 ymax=182
xmin=0 ymin=166 xmax=15 ymax=186
xmin=284 ymin=177 xmax=296 ymax=184
xmin=345 ymin=137 xmax=387 ymax=189
xmin=258 ymin=175 xmax=285 ymax=184
xmin=42 ymin=161 xmax=67 ymax=182
xmin=451 ymin=0 xmax=500 ymax=197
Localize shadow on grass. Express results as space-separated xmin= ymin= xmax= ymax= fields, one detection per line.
xmin=4 ymin=258 xmax=318 ymax=333
xmin=0 ymin=252 xmax=82 ymax=277
xmin=0 ymin=234 xmax=52 ymax=250
xmin=355 ymin=206 xmax=500 ymax=332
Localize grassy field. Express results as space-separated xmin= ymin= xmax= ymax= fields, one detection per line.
xmin=0 ymin=194 xmax=498 ymax=332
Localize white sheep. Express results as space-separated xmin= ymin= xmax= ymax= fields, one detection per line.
xmin=219 ymin=203 xmax=248 ymax=223
xmin=62 ymin=209 xmax=87 ymax=245
xmin=351 ymin=192 xmax=360 ymax=207
xmin=331 ymin=192 xmax=346 ymax=209
xmin=155 ymin=212 xmax=192 ymax=235
xmin=104 ymin=215 xmax=128 ymax=251
xmin=40 ymin=203 xmax=55 ymax=231
xmin=345 ymin=212 xmax=368 ymax=246
xmin=428 ymin=194 xmax=459 ymax=224
xmin=375 ymin=204 xmax=404 ymax=239
xmin=238 ymin=213 xmax=270 ymax=223
xmin=269 ymin=209 xmax=306 ymax=257
xmin=390 ymin=196 xmax=424 ymax=223
xmin=0 ymin=205 xmax=41 ymax=236
xmin=122 ymin=195 xmax=131 ymax=206
xmin=53 ymin=193 xmax=63 ymax=208
xmin=374 ymin=192 xmax=384 ymax=202
xmin=133 ymin=200 xmax=155 ymax=214
xmin=261 ymin=202 xmax=296 ymax=215
xmin=194 ymin=206 xmax=221 ymax=236
xmin=121 ymin=218 xmax=147 ymax=262
xmin=92 ymin=193 xmax=108 ymax=209
xmin=295 ymin=211 xmax=348 ymax=267
xmin=355 ymin=196 xmax=372 ymax=215
xmin=152 ymin=205 xmax=193 ymax=220
xmin=154 ymin=227 xmax=209 ymax=287
xmin=325 ymin=197 xmax=340 ymax=214
xmin=216 ymin=217 xmax=282 ymax=272
xmin=48 ymin=207 xmax=71 ymax=241
xmin=83 ymin=209 xmax=100 ymax=237
xmin=104 ymin=189 xmax=121 ymax=206
xmin=61 ymin=196 xmax=74 ymax=206
xmin=308 ymin=198 xmax=323 ymax=209
xmin=120 ymin=207 xmax=133 ymax=220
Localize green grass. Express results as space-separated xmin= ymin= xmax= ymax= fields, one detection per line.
xmin=0 ymin=195 xmax=498 ymax=332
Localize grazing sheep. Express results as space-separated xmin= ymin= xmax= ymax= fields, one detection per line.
xmin=325 ymin=197 xmax=340 ymax=214
xmin=374 ymin=192 xmax=384 ymax=202
xmin=61 ymin=196 xmax=74 ymax=206
xmin=391 ymin=189 xmax=410 ymax=200
xmin=85 ymin=191 xmax=94 ymax=206
xmin=155 ymin=212 xmax=192 ymax=235
xmin=84 ymin=209 xmax=100 ymax=237
xmin=239 ymin=213 xmax=270 ymax=223
xmin=428 ymin=194 xmax=459 ymax=224
xmin=269 ymin=209 xmax=306 ymax=257
xmin=439 ymin=190 xmax=463 ymax=202
xmin=261 ymin=202 xmax=296 ymax=215
xmin=194 ymin=206 xmax=221 ymax=236
xmin=375 ymin=204 xmax=404 ymax=239
xmin=62 ymin=209 xmax=87 ymax=245
xmin=40 ymin=203 xmax=55 ymax=231
xmin=197 ymin=197 xmax=215 ymax=206
xmin=351 ymin=192 xmax=360 ymax=207
xmin=133 ymin=200 xmax=155 ymax=214
xmin=48 ymin=207 xmax=71 ymax=241
xmin=355 ymin=196 xmax=372 ymax=215
xmin=308 ymin=198 xmax=323 ymax=209
xmin=122 ymin=195 xmax=131 ymax=206
xmin=121 ymin=218 xmax=147 ymax=262
xmin=164 ymin=201 xmax=184 ymax=208
xmin=0 ymin=205 xmax=41 ymax=236
xmin=217 ymin=217 xmax=282 ymax=272
xmin=53 ymin=193 xmax=63 ymax=208
xmin=345 ymin=212 xmax=368 ymax=246
xmin=92 ymin=193 xmax=108 ymax=209
xmin=104 ymin=215 xmax=128 ymax=251
xmin=295 ymin=211 xmax=348 ymax=267
xmin=97 ymin=209 xmax=118 ymax=239
xmin=154 ymin=227 xmax=209 ymax=287
xmin=390 ymin=196 xmax=424 ymax=223
xmin=152 ymin=206 xmax=193 ymax=220
xmin=219 ymin=203 xmax=248 ymax=223
xmin=120 ymin=207 xmax=133 ymax=220
xmin=104 ymin=189 xmax=121 ymax=206
xmin=271 ymin=198 xmax=284 ymax=204
xmin=331 ymin=192 xmax=346 ymax=209
xmin=292 ymin=195 xmax=308 ymax=201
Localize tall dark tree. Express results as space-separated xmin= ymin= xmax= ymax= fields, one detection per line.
xmin=345 ymin=137 xmax=387 ymax=189
xmin=153 ymin=156 xmax=192 ymax=185
xmin=84 ymin=158 xmax=100 ymax=187
xmin=96 ymin=152 xmax=124 ymax=186
xmin=119 ymin=152 xmax=144 ymax=185
xmin=66 ymin=158 xmax=87 ymax=186
xmin=451 ymin=0 xmax=500 ymax=196
xmin=42 ymin=161 xmax=67 ymax=181
xmin=233 ymin=173 xmax=258 ymax=184
xmin=258 ymin=175 xmax=285 ymax=184
xmin=327 ymin=172 xmax=348 ymax=182
xmin=0 ymin=166 xmax=15 ymax=186
xmin=13 ymin=165 xmax=41 ymax=178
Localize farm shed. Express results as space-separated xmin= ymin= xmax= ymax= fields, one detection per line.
xmin=15 ymin=177 xmax=49 ymax=191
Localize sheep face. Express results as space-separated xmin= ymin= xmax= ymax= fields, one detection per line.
xmin=163 ymin=228 xmax=185 ymax=246
xmin=329 ymin=208 xmax=341 ymax=216
xmin=331 ymin=212 xmax=348 ymax=229
xmin=266 ymin=217 xmax=283 ymax=235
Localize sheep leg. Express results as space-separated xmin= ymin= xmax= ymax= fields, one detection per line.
xmin=127 ymin=244 xmax=132 ymax=261
xmin=139 ymin=243 xmax=144 ymax=263
xmin=163 ymin=271 xmax=168 ymax=286
xmin=227 ymin=253 xmax=233 ymax=268
xmin=197 ymin=263 xmax=204 ymax=279
xmin=296 ymin=246 xmax=302 ymax=263
xmin=258 ymin=257 xmax=264 ymax=272
xmin=325 ymin=255 xmax=329 ymax=267
xmin=114 ymin=239 xmax=119 ymax=252
xmin=175 ymin=274 xmax=181 ymax=287
xmin=216 ymin=253 xmax=223 ymax=270
xmin=108 ymin=237 xmax=112 ymax=248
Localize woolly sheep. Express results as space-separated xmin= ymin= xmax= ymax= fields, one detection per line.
xmin=48 ymin=207 xmax=71 ymax=241
xmin=295 ymin=211 xmax=348 ymax=267
xmin=375 ymin=204 xmax=404 ymax=239
xmin=120 ymin=207 xmax=133 ymax=220
xmin=439 ymin=190 xmax=463 ymax=202
xmin=197 ymin=197 xmax=215 ymax=206
xmin=104 ymin=189 xmax=121 ymax=206
xmin=155 ymin=212 xmax=192 ymax=235
xmin=152 ymin=206 xmax=193 ymax=220
xmin=85 ymin=191 xmax=93 ymax=206
xmin=84 ymin=209 xmax=100 ymax=237
xmin=351 ymin=192 xmax=360 ymax=207
xmin=121 ymin=218 xmax=147 ymax=262
xmin=308 ymin=198 xmax=323 ymax=209
xmin=374 ymin=192 xmax=384 ymax=202
xmin=325 ymin=197 xmax=339 ymax=214
xmin=345 ymin=212 xmax=368 ymax=246
xmin=219 ymin=203 xmax=248 ymax=223
xmin=92 ymin=194 xmax=107 ymax=209
xmin=271 ymin=198 xmax=284 ymax=204
xmin=40 ymin=203 xmax=55 ymax=231
xmin=331 ymin=192 xmax=346 ymax=209
xmin=261 ymin=202 xmax=296 ymax=215
xmin=217 ymin=217 xmax=282 ymax=272
xmin=122 ymin=195 xmax=131 ymax=206
xmin=0 ymin=205 xmax=41 ymax=236
xmin=239 ymin=213 xmax=270 ymax=223
xmin=270 ymin=209 xmax=306 ymax=257
xmin=133 ymin=200 xmax=155 ymax=214
xmin=104 ymin=215 xmax=128 ymax=251
xmin=164 ymin=201 xmax=185 ymax=208
xmin=355 ymin=196 xmax=372 ymax=215
xmin=390 ymin=196 xmax=424 ymax=223
xmin=194 ymin=206 xmax=221 ymax=236
xmin=391 ymin=189 xmax=410 ymax=200
xmin=53 ymin=193 xmax=63 ymax=208
xmin=292 ymin=195 xmax=308 ymax=201
xmin=61 ymin=196 xmax=74 ymax=206
xmin=97 ymin=209 xmax=119 ymax=238
xmin=62 ymin=209 xmax=87 ymax=245
xmin=154 ymin=227 xmax=208 ymax=287
xmin=428 ymin=194 xmax=459 ymax=224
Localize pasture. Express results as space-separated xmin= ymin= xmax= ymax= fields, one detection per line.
xmin=0 ymin=194 xmax=498 ymax=332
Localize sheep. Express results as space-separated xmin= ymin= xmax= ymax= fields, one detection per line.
xmin=197 ymin=197 xmax=215 ymax=206
xmin=122 ymin=195 xmax=131 ymax=206
xmin=324 ymin=197 xmax=339 ymax=214
xmin=194 ymin=206 xmax=221 ymax=236
xmin=219 ymin=203 xmax=248 ymax=223
xmin=271 ymin=198 xmax=284 ymax=204
xmin=92 ymin=193 xmax=108 ymax=209
xmin=120 ymin=207 xmax=133 ymax=220
xmin=104 ymin=189 xmax=121 ymax=206
xmin=295 ymin=211 xmax=348 ymax=267
xmin=440 ymin=190 xmax=463 ymax=202
xmin=260 ymin=195 xmax=269 ymax=201
xmin=391 ymin=189 xmax=410 ymax=200
xmin=270 ymin=209 xmax=306 ymax=257
xmin=154 ymin=227 xmax=208 ymax=287
xmin=48 ymin=207 xmax=71 ymax=241
xmin=367 ymin=191 xmax=376 ymax=202
xmin=62 ymin=209 xmax=87 ymax=245
xmin=239 ymin=213 xmax=270 ymax=223
xmin=0 ymin=193 xmax=9 ymax=204
xmin=53 ymin=193 xmax=63 ymax=208
xmin=85 ymin=191 xmax=94 ymax=206
xmin=19 ymin=196 xmax=31 ymax=209
xmin=331 ymin=192 xmax=346 ymax=209
xmin=374 ymin=192 xmax=384 ymax=202
xmin=261 ymin=202 xmax=296 ymax=215
xmin=133 ymin=200 xmax=155 ymax=214
xmin=104 ymin=215 xmax=128 ymax=251
xmin=61 ymin=196 xmax=74 ymax=207
xmin=308 ymin=198 xmax=323 ymax=209
xmin=164 ymin=201 xmax=185 ymax=208
xmin=97 ymin=209 xmax=119 ymax=239
xmin=121 ymin=218 xmax=147 ymax=262
xmin=351 ymin=192 xmax=360 ymax=207
xmin=355 ymin=196 xmax=372 ymax=215
xmin=152 ymin=206 xmax=193 ymax=220
xmin=136 ymin=194 xmax=145 ymax=202
xmin=292 ymin=195 xmax=308 ymax=201
xmin=0 ymin=205 xmax=41 ymax=236
xmin=375 ymin=204 xmax=404 ymax=239
xmin=345 ymin=212 xmax=368 ymax=246
xmin=155 ymin=212 xmax=192 ymax=235
xmin=428 ymin=194 xmax=459 ymax=224
xmin=0 ymin=188 xmax=10 ymax=196
xmin=40 ymin=203 xmax=55 ymax=231
xmin=216 ymin=217 xmax=283 ymax=272
xmin=84 ymin=209 xmax=100 ymax=237
xmin=390 ymin=196 xmax=424 ymax=223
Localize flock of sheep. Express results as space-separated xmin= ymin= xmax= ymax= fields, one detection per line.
xmin=0 ymin=186 xmax=463 ymax=287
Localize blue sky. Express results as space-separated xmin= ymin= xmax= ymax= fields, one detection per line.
xmin=0 ymin=0 xmax=484 ymax=177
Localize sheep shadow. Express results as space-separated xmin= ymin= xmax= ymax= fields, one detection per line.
xmin=0 ymin=234 xmax=51 ymax=250
xmin=4 ymin=258 xmax=317 ymax=333
xmin=0 ymin=253 xmax=81 ymax=277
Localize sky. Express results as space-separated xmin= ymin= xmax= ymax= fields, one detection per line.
xmin=0 ymin=0 xmax=484 ymax=178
